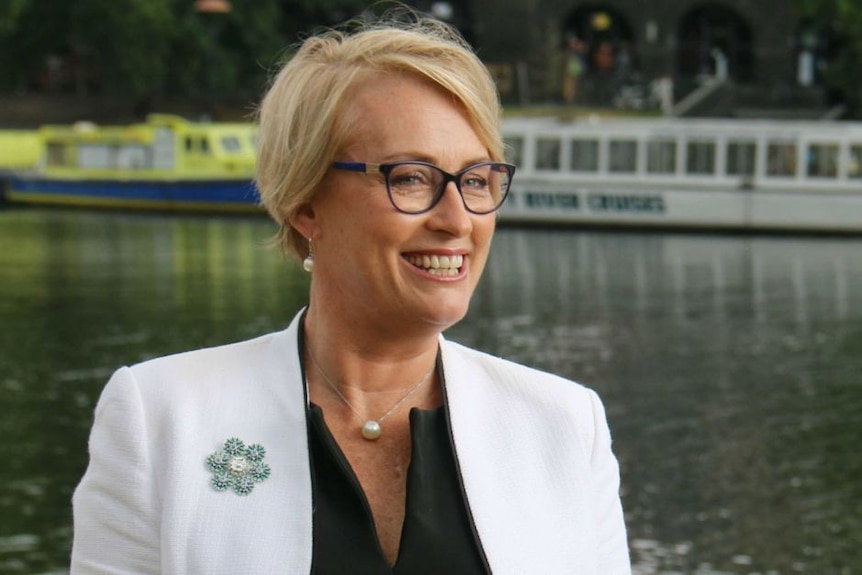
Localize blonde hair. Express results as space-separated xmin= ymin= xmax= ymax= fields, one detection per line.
xmin=255 ymin=13 xmax=504 ymax=260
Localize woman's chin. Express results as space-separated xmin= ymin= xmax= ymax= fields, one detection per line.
xmin=414 ymin=301 xmax=470 ymax=331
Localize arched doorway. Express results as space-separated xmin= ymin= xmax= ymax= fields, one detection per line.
xmin=561 ymin=5 xmax=636 ymax=104
xmin=677 ymin=3 xmax=754 ymax=82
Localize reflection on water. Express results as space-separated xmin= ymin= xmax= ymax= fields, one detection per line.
xmin=454 ymin=230 xmax=862 ymax=574
xmin=1 ymin=208 xmax=860 ymax=574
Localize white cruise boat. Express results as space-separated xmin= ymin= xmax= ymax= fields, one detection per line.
xmin=499 ymin=116 xmax=862 ymax=233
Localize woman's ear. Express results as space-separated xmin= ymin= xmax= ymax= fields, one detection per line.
xmin=289 ymin=201 xmax=319 ymax=241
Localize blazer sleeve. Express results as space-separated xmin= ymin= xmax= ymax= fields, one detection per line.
xmin=71 ymin=366 xmax=161 ymax=574
xmin=588 ymin=389 xmax=631 ymax=574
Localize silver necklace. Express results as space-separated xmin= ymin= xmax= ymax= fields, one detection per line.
xmin=306 ymin=346 xmax=435 ymax=441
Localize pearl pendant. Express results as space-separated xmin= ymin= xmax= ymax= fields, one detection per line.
xmin=302 ymin=256 xmax=314 ymax=272
xmin=361 ymin=420 xmax=382 ymax=441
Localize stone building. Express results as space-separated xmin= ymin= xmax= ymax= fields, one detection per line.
xmin=461 ymin=0 xmax=831 ymax=115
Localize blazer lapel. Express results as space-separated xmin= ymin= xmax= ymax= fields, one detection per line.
xmin=195 ymin=313 xmax=314 ymax=573
xmin=441 ymin=339 xmax=598 ymax=575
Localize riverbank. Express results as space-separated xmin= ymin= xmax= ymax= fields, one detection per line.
xmin=0 ymin=94 xmax=257 ymax=128
xmin=0 ymin=93 xmax=664 ymax=129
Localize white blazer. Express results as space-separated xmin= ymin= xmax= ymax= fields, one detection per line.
xmin=72 ymin=311 xmax=630 ymax=574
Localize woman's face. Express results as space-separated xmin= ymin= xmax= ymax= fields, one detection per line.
xmin=302 ymin=73 xmax=497 ymax=334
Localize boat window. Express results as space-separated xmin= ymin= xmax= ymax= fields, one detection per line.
xmin=767 ymin=142 xmax=797 ymax=177
xmin=806 ymin=143 xmax=839 ymax=178
xmin=79 ymin=144 xmax=113 ymax=169
xmin=570 ymin=139 xmax=599 ymax=172
xmin=184 ymin=135 xmax=210 ymax=154
xmin=609 ymin=140 xmax=637 ymax=173
xmin=849 ymin=145 xmax=862 ymax=179
xmin=647 ymin=139 xmax=676 ymax=174
xmin=726 ymin=141 xmax=756 ymax=176
xmin=221 ymin=136 xmax=241 ymax=153
xmin=686 ymin=141 xmax=716 ymax=175
xmin=504 ymin=136 xmax=523 ymax=167
xmin=46 ymin=143 xmax=70 ymax=167
xmin=536 ymin=138 xmax=561 ymax=170
xmin=116 ymin=145 xmax=150 ymax=169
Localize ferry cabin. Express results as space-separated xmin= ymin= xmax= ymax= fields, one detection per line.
xmin=7 ymin=114 xmax=260 ymax=212
xmin=500 ymin=117 xmax=862 ymax=233
xmin=39 ymin=114 xmax=257 ymax=179
xmin=0 ymin=130 xmax=42 ymax=175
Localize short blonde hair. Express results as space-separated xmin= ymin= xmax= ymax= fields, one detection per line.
xmin=255 ymin=13 xmax=504 ymax=260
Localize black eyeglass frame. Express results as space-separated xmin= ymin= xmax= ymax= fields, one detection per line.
xmin=332 ymin=160 xmax=516 ymax=215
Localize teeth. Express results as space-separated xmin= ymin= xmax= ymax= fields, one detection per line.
xmin=426 ymin=267 xmax=459 ymax=276
xmin=407 ymin=254 xmax=464 ymax=274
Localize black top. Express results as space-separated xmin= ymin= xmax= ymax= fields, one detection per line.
xmin=307 ymin=403 xmax=489 ymax=574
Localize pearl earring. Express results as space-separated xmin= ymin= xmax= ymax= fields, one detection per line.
xmin=303 ymin=239 xmax=314 ymax=272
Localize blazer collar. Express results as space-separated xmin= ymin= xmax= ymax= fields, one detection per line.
xmin=281 ymin=313 xmax=592 ymax=574
xmin=441 ymin=340 xmax=593 ymax=574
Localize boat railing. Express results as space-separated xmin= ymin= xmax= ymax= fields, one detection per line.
xmin=503 ymin=118 xmax=862 ymax=192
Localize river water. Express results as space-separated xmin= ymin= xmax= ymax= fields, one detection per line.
xmin=1 ymin=207 xmax=860 ymax=574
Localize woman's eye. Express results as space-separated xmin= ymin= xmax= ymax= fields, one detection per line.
xmin=391 ymin=170 xmax=431 ymax=187
xmin=392 ymin=174 xmax=423 ymax=186
xmin=462 ymin=175 xmax=489 ymax=190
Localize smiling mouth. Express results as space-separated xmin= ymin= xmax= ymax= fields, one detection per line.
xmin=404 ymin=254 xmax=464 ymax=277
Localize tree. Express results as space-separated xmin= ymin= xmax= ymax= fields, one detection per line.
xmin=0 ymin=0 xmax=72 ymax=91
xmin=71 ymin=0 xmax=175 ymax=97
xmin=0 ymin=0 xmax=419 ymax=102
xmin=795 ymin=0 xmax=862 ymax=116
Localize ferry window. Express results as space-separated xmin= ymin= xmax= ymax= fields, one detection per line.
xmin=536 ymin=138 xmax=561 ymax=170
xmin=79 ymin=144 xmax=113 ymax=169
xmin=806 ymin=143 xmax=839 ymax=178
xmin=221 ymin=136 xmax=241 ymax=153
xmin=504 ymin=137 xmax=523 ymax=167
xmin=849 ymin=145 xmax=862 ymax=179
xmin=727 ymin=141 xmax=756 ymax=176
xmin=46 ymin=143 xmax=69 ymax=167
xmin=647 ymin=140 xmax=676 ymax=174
xmin=609 ymin=140 xmax=637 ymax=173
xmin=184 ymin=136 xmax=193 ymax=152
xmin=116 ymin=145 xmax=149 ymax=169
xmin=767 ymin=142 xmax=797 ymax=177
xmin=570 ymin=139 xmax=599 ymax=172
xmin=199 ymin=137 xmax=210 ymax=154
xmin=686 ymin=141 xmax=716 ymax=175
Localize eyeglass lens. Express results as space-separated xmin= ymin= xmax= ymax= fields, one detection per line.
xmin=385 ymin=162 xmax=511 ymax=214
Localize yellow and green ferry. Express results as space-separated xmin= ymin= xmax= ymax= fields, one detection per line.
xmin=3 ymin=114 xmax=260 ymax=213
xmin=0 ymin=129 xmax=42 ymax=176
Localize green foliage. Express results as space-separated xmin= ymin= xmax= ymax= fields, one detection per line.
xmin=0 ymin=0 xmax=28 ymax=36
xmin=69 ymin=0 xmax=175 ymax=97
xmin=0 ymin=0 xmax=68 ymax=90
xmin=0 ymin=0 xmax=374 ymax=100
xmin=795 ymin=0 xmax=862 ymax=114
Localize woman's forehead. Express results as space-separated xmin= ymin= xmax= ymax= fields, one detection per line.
xmin=338 ymin=76 xmax=477 ymax=151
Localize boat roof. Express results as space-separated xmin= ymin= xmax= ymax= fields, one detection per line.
xmin=502 ymin=115 xmax=862 ymax=136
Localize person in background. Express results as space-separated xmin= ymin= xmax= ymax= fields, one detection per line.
xmin=563 ymin=35 xmax=587 ymax=105
xmin=71 ymin=10 xmax=630 ymax=574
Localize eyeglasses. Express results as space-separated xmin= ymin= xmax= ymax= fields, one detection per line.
xmin=332 ymin=160 xmax=516 ymax=215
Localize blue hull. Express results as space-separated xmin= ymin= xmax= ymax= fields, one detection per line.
xmin=6 ymin=176 xmax=263 ymax=213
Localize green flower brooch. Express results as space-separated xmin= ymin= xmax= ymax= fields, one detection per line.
xmin=206 ymin=437 xmax=271 ymax=496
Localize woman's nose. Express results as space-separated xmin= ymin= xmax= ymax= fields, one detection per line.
xmin=426 ymin=181 xmax=473 ymax=235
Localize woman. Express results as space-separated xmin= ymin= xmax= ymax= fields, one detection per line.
xmin=71 ymin=14 xmax=630 ymax=575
